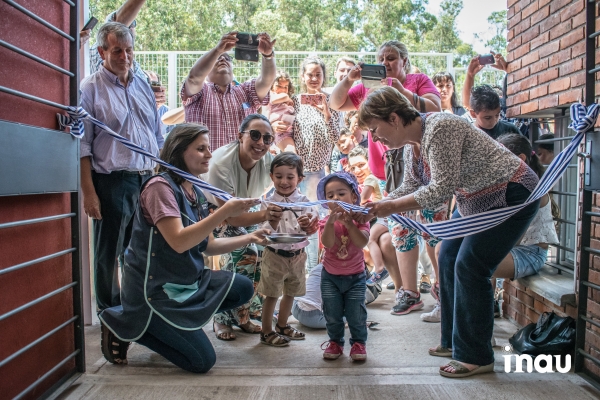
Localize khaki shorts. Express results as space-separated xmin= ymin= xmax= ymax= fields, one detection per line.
xmin=257 ymin=248 xmax=307 ymax=298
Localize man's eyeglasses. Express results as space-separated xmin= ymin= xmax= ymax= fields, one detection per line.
xmin=242 ymin=130 xmax=274 ymax=145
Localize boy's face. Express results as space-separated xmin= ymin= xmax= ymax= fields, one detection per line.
xmin=270 ymin=165 xmax=302 ymax=196
xmin=348 ymin=155 xmax=371 ymax=184
xmin=325 ymin=179 xmax=357 ymax=205
xmin=337 ymin=135 xmax=356 ymax=154
xmin=470 ymin=107 xmax=501 ymax=131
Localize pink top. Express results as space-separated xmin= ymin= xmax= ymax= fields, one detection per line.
xmin=140 ymin=177 xmax=197 ymax=225
xmin=348 ymin=73 xmax=440 ymax=180
xmin=318 ymin=216 xmax=370 ymax=276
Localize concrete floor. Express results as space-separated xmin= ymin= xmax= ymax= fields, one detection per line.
xmin=58 ymin=280 xmax=600 ymax=400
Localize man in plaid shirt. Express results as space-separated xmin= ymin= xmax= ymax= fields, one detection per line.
xmin=181 ymin=32 xmax=277 ymax=150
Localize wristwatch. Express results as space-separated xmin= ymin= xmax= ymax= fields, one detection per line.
xmin=262 ymin=51 xmax=275 ymax=60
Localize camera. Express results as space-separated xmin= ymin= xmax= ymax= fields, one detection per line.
xmin=478 ymin=54 xmax=495 ymax=65
xmin=235 ymin=33 xmax=259 ymax=62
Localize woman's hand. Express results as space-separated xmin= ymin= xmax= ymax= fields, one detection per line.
xmin=312 ymin=93 xmax=332 ymax=123
xmin=466 ymin=56 xmax=485 ymax=78
xmin=346 ymin=64 xmax=362 ymax=83
xmin=248 ymin=228 xmax=271 ymax=246
xmin=257 ymin=32 xmax=276 ymax=56
xmin=490 ymin=51 xmax=508 ymax=72
xmin=271 ymin=120 xmax=291 ymax=134
xmin=220 ymin=198 xmax=261 ymax=218
xmin=383 ymin=77 xmax=405 ymax=93
xmin=215 ymin=32 xmax=238 ymax=53
xmin=265 ymin=204 xmax=283 ymax=222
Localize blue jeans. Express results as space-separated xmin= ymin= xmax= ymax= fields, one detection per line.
xmin=136 ymin=275 xmax=254 ymax=373
xmin=298 ymin=169 xmax=326 ymax=272
xmin=321 ymin=268 xmax=367 ymax=345
xmin=439 ymin=183 xmax=540 ymax=366
xmin=511 ymin=244 xmax=548 ymax=279
xmin=292 ymin=300 xmax=327 ymax=329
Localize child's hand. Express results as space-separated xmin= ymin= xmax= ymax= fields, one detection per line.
xmin=298 ymin=213 xmax=318 ymax=235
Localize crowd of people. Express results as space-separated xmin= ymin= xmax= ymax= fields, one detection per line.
xmin=80 ymin=0 xmax=560 ymax=379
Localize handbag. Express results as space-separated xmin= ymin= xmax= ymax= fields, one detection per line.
xmin=384 ymin=93 xmax=426 ymax=193
xmin=508 ymin=312 xmax=576 ymax=356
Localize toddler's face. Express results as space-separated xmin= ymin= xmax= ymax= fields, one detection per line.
xmin=325 ymin=179 xmax=357 ymax=205
xmin=273 ymin=79 xmax=290 ymax=95
xmin=348 ymin=155 xmax=370 ymax=184
xmin=337 ymin=135 xmax=355 ymax=154
xmin=271 ymin=165 xmax=301 ymax=196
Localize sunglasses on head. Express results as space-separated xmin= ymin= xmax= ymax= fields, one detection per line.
xmin=242 ymin=130 xmax=274 ymax=145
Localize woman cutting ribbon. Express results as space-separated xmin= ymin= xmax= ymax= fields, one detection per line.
xmin=354 ymin=86 xmax=540 ymax=378
xmin=99 ymin=123 xmax=269 ymax=372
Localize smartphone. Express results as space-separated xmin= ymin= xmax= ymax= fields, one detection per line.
xmin=478 ymin=54 xmax=495 ymax=65
xmin=150 ymin=80 xmax=163 ymax=92
xmin=300 ymin=94 xmax=322 ymax=106
xmin=234 ymin=32 xmax=259 ymax=62
xmin=361 ymin=64 xmax=386 ymax=89
xmin=82 ymin=16 xmax=98 ymax=31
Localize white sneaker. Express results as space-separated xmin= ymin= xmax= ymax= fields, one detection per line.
xmin=420 ymin=302 xmax=441 ymax=323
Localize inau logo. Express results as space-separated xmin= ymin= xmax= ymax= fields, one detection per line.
xmin=502 ymin=345 xmax=571 ymax=373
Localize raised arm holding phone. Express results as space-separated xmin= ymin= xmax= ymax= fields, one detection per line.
xmin=181 ymin=32 xmax=277 ymax=150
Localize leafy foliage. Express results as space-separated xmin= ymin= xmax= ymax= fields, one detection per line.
xmin=89 ymin=0 xmax=505 ymax=66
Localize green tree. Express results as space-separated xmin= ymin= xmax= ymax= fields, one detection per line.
xmin=422 ymin=0 xmax=474 ymax=66
xmin=361 ymin=0 xmax=437 ymax=51
xmin=484 ymin=10 xmax=508 ymax=55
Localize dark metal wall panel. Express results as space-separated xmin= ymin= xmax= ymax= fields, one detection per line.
xmin=0 ymin=120 xmax=78 ymax=196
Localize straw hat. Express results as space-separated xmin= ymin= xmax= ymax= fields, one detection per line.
xmin=161 ymin=106 xmax=185 ymax=125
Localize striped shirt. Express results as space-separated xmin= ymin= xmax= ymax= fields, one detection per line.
xmin=80 ymin=65 xmax=164 ymax=174
xmin=181 ymin=79 xmax=269 ymax=150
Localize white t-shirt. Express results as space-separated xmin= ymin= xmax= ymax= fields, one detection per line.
xmin=207 ymin=141 xmax=273 ymax=198
xmin=295 ymin=264 xmax=323 ymax=311
xmin=261 ymin=188 xmax=318 ymax=250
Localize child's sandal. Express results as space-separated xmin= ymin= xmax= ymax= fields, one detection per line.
xmin=276 ymin=324 xmax=306 ymax=340
xmin=260 ymin=331 xmax=290 ymax=347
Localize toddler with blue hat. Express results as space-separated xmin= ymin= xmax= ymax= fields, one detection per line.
xmin=317 ymin=172 xmax=370 ymax=362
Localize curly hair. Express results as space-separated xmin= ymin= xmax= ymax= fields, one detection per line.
xmin=272 ymin=70 xmax=295 ymax=96
xmin=470 ymin=84 xmax=501 ymax=113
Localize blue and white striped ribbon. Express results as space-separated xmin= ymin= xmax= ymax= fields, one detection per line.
xmin=57 ymin=107 xmax=367 ymax=214
xmin=58 ymin=103 xmax=598 ymax=239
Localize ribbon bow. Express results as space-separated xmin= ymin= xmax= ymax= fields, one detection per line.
xmin=569 ymin=103 xmax=600 ymax=134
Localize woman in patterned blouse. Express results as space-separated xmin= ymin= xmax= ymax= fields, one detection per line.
xmin=356 ymin=86 xmax=540 ymax=379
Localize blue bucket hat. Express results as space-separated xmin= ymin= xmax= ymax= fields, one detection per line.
xmin=317 ymin=172 xmax=361 ymax=207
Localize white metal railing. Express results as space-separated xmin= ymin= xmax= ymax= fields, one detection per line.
xmin=134 ymin=51 xmax=506 ymax=109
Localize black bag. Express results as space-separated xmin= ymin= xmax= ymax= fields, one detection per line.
xmin=508 ymin=312 xmax=576 ymax=356
xmin=384 ymin=94 xmax=426 ymax=194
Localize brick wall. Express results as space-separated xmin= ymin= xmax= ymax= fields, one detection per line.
xmin=502 ymin=280 xmax=577 ymax=327
xmin=506 ymin=0 xmax=587 ymax=117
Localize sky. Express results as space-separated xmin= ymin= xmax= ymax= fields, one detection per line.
xmin=426 ymin=0 xmax=508 ymax=54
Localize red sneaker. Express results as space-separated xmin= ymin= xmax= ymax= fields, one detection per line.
xmin=350 ymin=342 xmax=367 ymax=361
xmin=321 ymin=340 xmax=344 ymax=359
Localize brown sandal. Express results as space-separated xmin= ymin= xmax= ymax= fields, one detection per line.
xmin=234 ymin=320 xmax=262 ymax=334
xmin=275 ymin=324 xmax=305 ymax=340
xmin=260 ymin=331 xmax=290 ymax=347
xmin=101 ymin=323 xmax=130 ymax=364
xmin=213 ymin=321 xmax=236 ymax=341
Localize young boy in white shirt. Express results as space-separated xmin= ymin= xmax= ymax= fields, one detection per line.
xmin=258 ymin=153 xmax=319 ymax=346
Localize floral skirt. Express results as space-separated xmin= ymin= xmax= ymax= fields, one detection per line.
xmin=388 ymin=202 xmax=449 ymax=252
xmin=209 ymin=204 xmax=265 ymax=326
